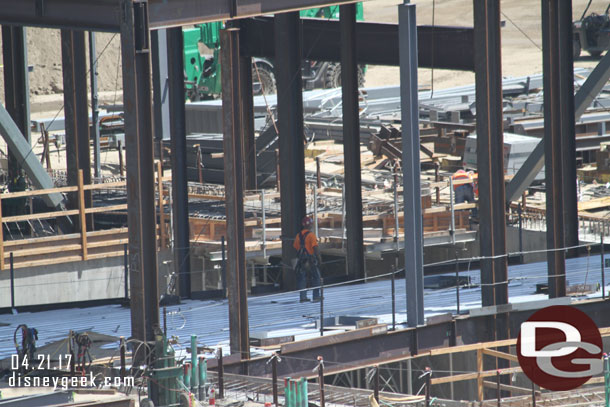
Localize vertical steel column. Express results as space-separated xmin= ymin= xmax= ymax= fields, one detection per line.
xmin=340 ymin=4 xmax=365 ymax=281
xmin=167 ymin=27 xmax=192 ymax=298
xmin=474 ymin=0 xmax=508 ymax=307
xmin=61 ymin=30 xmax=92 ymax=226
xmin=558 ymin=3 xmax=578 ymax=255
xmin=152 ymin=29 xmax=171 ymax=142
xmin=2 ymin=26 xmax=30 ymax=179
xmin=120 ymin=0 xmax=160 ymax=344
xmin=275 ymin=12 xmax=306 ymax=290
xmin=542 ymin=0 xmax=567 ymax=298
xmin=220 ymin=28 xmax=250 ymax=359
xmin=239 ymin=48 xmax=257 ymax=190
xmin=89 ymin=32 xmax=101 ymax=179
xmin=399 ymin=0 xmax=424 ymax=327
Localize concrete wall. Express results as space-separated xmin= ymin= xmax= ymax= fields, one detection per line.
xmin=0 ymin=255 xmax=126 ymax=308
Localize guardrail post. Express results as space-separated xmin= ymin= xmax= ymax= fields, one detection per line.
xmin=157 ymin=160 xmax=166 ymax=249
xmin=10 ymin=252 xmax=15 ymax=309
xmin=77 ymin=169 xmax=88 ymax=260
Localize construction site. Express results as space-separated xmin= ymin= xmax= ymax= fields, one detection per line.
xmin=2 ymin=0 xmax=610 ymax=406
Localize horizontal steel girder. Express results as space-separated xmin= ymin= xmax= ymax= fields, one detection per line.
xmin=0 ymin=0 xmax=359 ymax=32
xmin=240 ymin=17 xmax=475 ymax=70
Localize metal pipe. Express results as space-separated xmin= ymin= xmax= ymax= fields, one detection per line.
xmin=532 ymin=380 xmax=536 ymax=407
xmin=316 ymin=156 xmax=321 ymax=189
xmin=314 ymin=185 xmax=319 ymax=238
xmin=455 ymin=253 xmax=460 ymax=315
xmin=88 ymin=32 xmax=101 ymax=179
xmin=272 ymin=355 xmax=278 ymax=407
xmin=393 ymin=171 xmax=399 ymax=252
xmin=317 ymin=357 xmax=325 ymax=407
xmin=120 ymin=336 xmax=126 ymax=379
xmin=123 ymin=243 xmax=128 ymax=300
xmin=424 ymin=368 xmax=430 ymax=407
xmin=449 ymin=176 xmax=455 ymax=244
xmin=221 ymin=236 xmax=227 ymax=296
xmin=602 ymin=222 xmax=606 ymax=299
xmin=191 ymin=335 xmax=198 ymax=391
xmin=374 ymin=366 xmax=380 ymax=402
xmin=118 ymin=140 xmax=124 ymax=177
xmin=218 ymin=348 xmax=224 ymax=399
xmin=391 ymin=265 xmax=396 ymax=330
xmin=10 ymin=252 xmax=14 ymax=309
xmin=262 ymin=190 xmax=267 ymax=259
xmin=320 ymin=278 xmax=324 ymax=337
xmin=163 ymin=307 xmax=167 ymax=338
xmin=198 ymin=357 xmax=206 ymax=400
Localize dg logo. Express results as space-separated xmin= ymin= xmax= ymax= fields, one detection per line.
xmin=516 ymin=305 xmax=603 ymax=391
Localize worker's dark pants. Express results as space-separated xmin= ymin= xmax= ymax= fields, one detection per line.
xmin=455 ymin=184 xmax=474 ymax=203
xmin=296 ymin=260 xmax=321 ymax=301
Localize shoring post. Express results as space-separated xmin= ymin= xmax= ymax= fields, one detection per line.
xmin=118 ymin=140 xmax=124 ymax=177
xmin=218 ymin=348 xmax=224 ymax=399
xmin=314 ymin=185 xmax=319 ymax=238
xmin=77 ymin=169 xmax=88 ymax=260
xmin=602 ymin=222 xmax=606 ymax=299
xmin=455 ymin=252 xmax=460 ymax=314
xmin=69 ymin=331 xmax=75 ymax=374
xmin=434 ymin=162 xmax=440 ymax=204
xmin=600 ymin=354 xmax=610 ymax=407
xmin=275 ymin=149 xmax=281 ymax=192
xmin=532 ymin=380 xmax=536 ymax=407
xmin=316 ymin=156 xmax=321 ymax=189
xmin=221 ymin=236 xmax=227 ymax=296
xmin=424 ymin=367 xmax=431 ymax=407
xmin=191 ymin=335 xmax=198 ymax=391
xmin=123 ymin=243 xmax=129 ymax=300
xmin=119 ymin=336 xmax=126 ymax=379
xmin=317 ymin=357 xmax=325 ymax=407
xmin=9 ymin=252 xmax=14 ymax=309
xmin=320 ymin=278 xmax=324 ymax=336
xmin=449 ymin=176 xmax=455 ymax=244
xmin=272 ymin=354 xmax=279 ymax=407
xmin=391 ymin=265 xmax=396 ymax=330
xmin=197 ymin=146 xmax=203 ymax=184
xmin=496 ymin=370 xmax=501 ymax=407
xmin=163 ymin=307 xmax=167 ymax=338
xmin=157 ymin=160 xmax=166 ymax=249
xmin=374 ymin=366 xmax=380 ymax=402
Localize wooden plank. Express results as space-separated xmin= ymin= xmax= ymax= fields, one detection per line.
xmin=5 ymin=244 xmax=82 ymax=258
xmin=482 ymin=381 xmax=536 ymax=395
xmin=431 ymin=366 xmax=522 ymax=386
xmin=2 ymin=209 xmax=80 ymax=223
xmin=578 ymin=196 xmax=610 ymax=212
xmin=0 ymin=185 xmax=78 ymax=199
xmin=87 ymin=239 xmax=129 ymax=249
xmin=78 ymin=170 xmax=88 ymax=261
xmin=482 ymin=348 xmax=518 ymax=363
xmin=85 ymin=204 xmax=128 ymax=214
xmin=83 ymin=181 xmax=127 ymax=191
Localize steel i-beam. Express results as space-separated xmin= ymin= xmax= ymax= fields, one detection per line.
xmin=341 ymin=4 xmax=365 ymax=281
xmin=399 ymin=0 xmax=425 ymax=327
xmin=473 ymin=0 xmax=508 ymax=308
xmin=167 ymin=27 xmax=192 ymax=298
xmin=2 ymin=26 xmax=30 ymax=179
xmin=275 ymin=12 xmax=306 ymax=290
xmin=220 ymin=28 xmax=250 ymax=360
xmin=120 ymin=0 xmax=160 ymax=347
xmin=542 ymin=0 xmax=571 ymax=297
xmin=61 ymin=29 xmax=92 ymax=227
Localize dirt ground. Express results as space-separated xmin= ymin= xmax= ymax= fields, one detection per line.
xmin=0 ymin=0 xmax=608 ymax=112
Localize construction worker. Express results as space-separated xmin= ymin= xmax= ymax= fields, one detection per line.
xmin=293 ymin=216 xmax=322 ymax=302
xmin=452 ymin=169 xmax=475 ymax=204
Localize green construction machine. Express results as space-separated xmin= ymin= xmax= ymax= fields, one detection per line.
xmin=183 ymin=4 xmax=365 ymax=101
